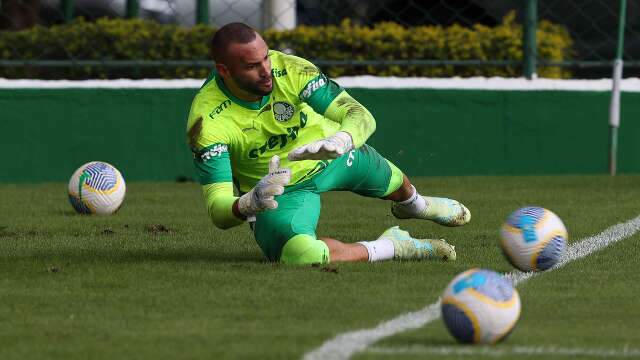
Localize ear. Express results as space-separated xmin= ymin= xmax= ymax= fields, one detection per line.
xmin=215 ymin=62 xmax=229 ymax=78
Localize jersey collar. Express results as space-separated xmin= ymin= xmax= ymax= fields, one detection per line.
xmin=214 ymin=70 xmax=270 ymax=110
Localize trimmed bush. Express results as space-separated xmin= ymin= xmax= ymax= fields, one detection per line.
xmin=0 ymin=12 xmax=572 ymax=79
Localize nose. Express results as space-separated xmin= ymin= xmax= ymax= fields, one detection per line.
xmin=260 ymin=61 xmax=270 ymax=78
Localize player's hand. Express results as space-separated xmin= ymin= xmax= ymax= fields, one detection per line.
xmin=237 ymin=155 xmax=291 ymax=216
xmin=288 ymin=131 xmax=354 ymax=161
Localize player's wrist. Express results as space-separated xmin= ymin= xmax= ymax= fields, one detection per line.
xmin=334 ymin=131 xmax=353 ymax=145
xmin=232 ymin=198 xmax=248 ymax=220
xmin=332 ymin=131 xmax=354 ymax=152
xmin=237 ymin=189 xmax=258 ymax=217
xmin=236 ymin=156 xmax=289 ymax=217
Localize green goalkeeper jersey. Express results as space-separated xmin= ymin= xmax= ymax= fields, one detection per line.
xmin=186 ymin=50 xmax=376 ymax=228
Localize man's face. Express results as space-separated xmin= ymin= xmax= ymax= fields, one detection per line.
xmin=219 ymin=35 xmax=272 ymax=97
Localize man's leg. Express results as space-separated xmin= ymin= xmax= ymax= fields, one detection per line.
xmin=254 ymin=187 xmax=452 ymax=264
xmin=382 ymin=173 xmax=413 ymax=202
xmin=311 ymin=146 xmax=470 ymax=227
xmin=253 ymin=189 xmax=365 ymax=264
xmin=258 ymin=145 xmax=461 ymax=264
xmin=383 ymin=162 xmax=471 ymax=227
xmin=297 ymin=145 xmax=458 ymax=262
xmin=282 ymin=232 xmax=454 ymax=264
xmin=319 ymin=238 xmax=368 ymax=262
xmin=253 ymin=189 xmax=325 ymax=263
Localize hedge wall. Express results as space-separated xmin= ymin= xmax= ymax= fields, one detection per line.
xmin=0 ymin=12 xmax=572 ymax=79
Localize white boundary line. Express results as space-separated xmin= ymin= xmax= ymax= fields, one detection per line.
xmin=302 ymin=214 xmax=640 ymax=360
xmin=367 ymin=344 xmax=640 ymax=358
xmin=3 ymin=77 xmax=640 ymax=91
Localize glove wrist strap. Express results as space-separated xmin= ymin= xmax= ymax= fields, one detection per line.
xmin=335 ymin=131 xmax=354 ymax=152
xmin=237 ymin=190 xmax=257 ymax=217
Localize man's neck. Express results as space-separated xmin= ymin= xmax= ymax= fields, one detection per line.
xmin=221 ymin=77 xmax=261 ymax=103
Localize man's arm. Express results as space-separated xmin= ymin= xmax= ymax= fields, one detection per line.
xmin=188 ymin=109 xmax=244 ymax=229
xmin=280 ymin=53 xmax=376 ymax=160
xmin=193 ymin=142 xmax=245 ymax=229
xmin=202 ymin=182 xmax=244 ymax=229
xmin=323 ymin=91 xmax=376 ymax=149
xmin=200 ymin=155 xmax=291 ymax=229
xmin=288 ymin=90 xmax=376 ymax=161
xmin=283 ymin=53 xmax=377 ymax=148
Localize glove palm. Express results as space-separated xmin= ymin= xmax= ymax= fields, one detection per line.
xmin=287 ymin=131 xmax=353 ymax=161
xmin=237 ymin=155 xmax=291 ymax=216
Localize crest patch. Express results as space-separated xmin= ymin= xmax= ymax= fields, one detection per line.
xmin=273 ymin=101 xmax=294 ymax=122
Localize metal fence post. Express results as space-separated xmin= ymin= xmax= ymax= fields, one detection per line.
xmin=61 ymin=0 xmax=74 ymax=23
xmin=608 ymin=0 xmax=628 ymax=176
xmin=126 ymin=0 xmax=140 ymax=19
xmin=523 ymin=0 xmax=537 ymax=79
xmin=263 ymin=0 xmax=297 ymax=30
xmin=197 ymin=0 xmax=209 ymax=25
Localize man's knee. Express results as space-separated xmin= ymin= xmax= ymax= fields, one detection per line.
xmin=280 ymin=234 xmax=330 ymax=265
xmin=383 ymin=159 xmax=405 ymax=197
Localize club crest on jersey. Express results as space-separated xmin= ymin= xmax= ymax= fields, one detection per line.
xmin=273 ymin=101 xmax=294 ymax=122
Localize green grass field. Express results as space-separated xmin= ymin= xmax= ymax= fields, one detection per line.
xmin=1 ymin=175 xmax=639 ymax=359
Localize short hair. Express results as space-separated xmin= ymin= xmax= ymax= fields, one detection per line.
xmin=210 ymin=22 xmax=258 ymax=64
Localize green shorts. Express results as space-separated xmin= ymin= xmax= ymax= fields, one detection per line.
xmin=252 ymin=144 xmax=403 ymax=264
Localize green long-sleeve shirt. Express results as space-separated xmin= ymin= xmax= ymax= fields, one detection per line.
xmin=186 ymin=50 xmax=376 ymax=229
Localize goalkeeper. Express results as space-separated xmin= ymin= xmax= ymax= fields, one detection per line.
xmin=186 ymin=23 xmax=470 ymax=264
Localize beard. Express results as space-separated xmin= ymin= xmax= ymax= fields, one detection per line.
xmin=234 ymin=74 xmax=273 ymax=97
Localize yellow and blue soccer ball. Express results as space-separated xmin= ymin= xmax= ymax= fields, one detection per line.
xmin=500 ymin=207 xmax=568 ymax=272
xmin=68 ymin=161 xmax=126 ymax=215
xmin=441 ymin=268 xmax=521 ymax=344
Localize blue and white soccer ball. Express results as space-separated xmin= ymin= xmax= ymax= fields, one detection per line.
xmin=441 ymin=269 xmax=521 ymax=344
xmin=500 ymin=207 xmax=568 ymax=272
xmin=68 ymin=161 xmax=126 ymax=215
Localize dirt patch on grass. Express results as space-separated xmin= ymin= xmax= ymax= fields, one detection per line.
xmin=146 ymin=224 xmax=171 ymax=234
xmin=0 ymin=227 xmax=46 ymax=239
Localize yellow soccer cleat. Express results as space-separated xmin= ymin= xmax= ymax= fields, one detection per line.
xmin=376 ymin=226 xmax=456 ymax=261
xmin=392 ymin=196 xmax=471 ymax=227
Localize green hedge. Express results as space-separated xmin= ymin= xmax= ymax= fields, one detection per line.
xmin=0 ymin=12 xmax=572 ymax=79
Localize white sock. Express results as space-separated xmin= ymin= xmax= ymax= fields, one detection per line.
xmin=357 ymin=239 xmax=395 ymax=262
xmin=394 ymin=185 xmax=427 ymax=215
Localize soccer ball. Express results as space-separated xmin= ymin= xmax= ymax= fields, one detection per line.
xmin=500 ymin=207 xmax=568 ymax=272
xmin=68 ymin=161 xmax=126 ymax=215
xmin=441 ymin=268 xmax=521 ymax=344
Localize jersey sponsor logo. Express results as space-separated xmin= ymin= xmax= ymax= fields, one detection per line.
xmin=200 ymin=144 xmax=228 ymax=161
xmin=248 ymin=111 xmax=308 ymax=159
xmin=271 ymin=68 xmax=288 ymax=77
xmin=273 ymin=101 xmax=295 ymax=122
xmin=209 ymin=99 xmax=231 ymax=119
xmin=300 ymin=76 xmax=327 ymax=100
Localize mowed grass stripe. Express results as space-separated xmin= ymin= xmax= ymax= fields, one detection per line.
xmin=303 ymin=214 xmax=640 ymax=360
